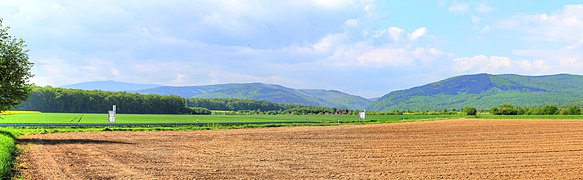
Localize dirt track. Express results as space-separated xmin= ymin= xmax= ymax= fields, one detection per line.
xmin=16 ymin=119 xmax=583 ymax=179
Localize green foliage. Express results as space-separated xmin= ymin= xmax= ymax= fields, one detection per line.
xmin=487 ymin=104 xmax=577 ymax=116
xmin=0 ymin=128 xmax=18 ymax=178
xmin=541 ymin=105 xmax=559 ymax=115
xmin=188 ymin=107 xmax=211 ymax=115
xmin=15 ymin=86 xmax=190 ymax=114
xmin=498 ymin=104 xmax=518 ymax=115
xmin=462 ymin=107 xmax=477 ymax=116
xmin=0 ymin=19 xmax=34 ymax=110
xmin=489 ymin=107 xmax=499 ymax=115
xmin=186 ymin=98 xmax=300 ymax=111
xmin=560 ymin=106 xmax=581 ymax=115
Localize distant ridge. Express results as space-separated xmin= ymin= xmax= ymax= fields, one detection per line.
xmin=61 ymin=81 xmax=370 ymax=109
xmin=366 ymin=73 xmax=583 ymax=111
xmin=61 ymin=73 xmax=583 ymax=111
xmin=137 ymin=83 xmax=370 ymax=109
xmin=60 ymin=81 xmax=161 ymax=92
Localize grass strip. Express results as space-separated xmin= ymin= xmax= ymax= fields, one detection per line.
xmin=0 ymin=128 xmax=19 ymax=178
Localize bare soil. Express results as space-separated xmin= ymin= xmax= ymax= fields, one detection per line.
xmin=16 ymin=119 xmax=583 ymax=179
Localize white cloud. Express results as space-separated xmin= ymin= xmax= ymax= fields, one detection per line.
xmin=354 ymin=48 xmax=411 ymax=66
xmin=363 ymin=26 xmax=421 ymax=43
xmin=31 ymin=57 xmax=121 ymax=86
xmin=490 ymin=4 xmax=583 ymax=75
xmin=110 ymin=68 xmax=120 ymax=77
xmin=449 ymin=3 xmax=469 ymax=13
xmin=481 ymin=25 xmax=491 ymax=32
xmin=513 ymin=48 xmax=583 ymax=73
xmin=320 ymin=42 xmax=451 ymax=68
xmin=453 ymin=55 xmax=550 ymax=74
xmin=476 ymin=3 xmax=493 ymax=14
xmin=408 ymin=27 xmax=427 ymax=41
xmin=344 ymin=18 xmax=359 ymax=27
xmin=471 ymin=15 xmax=480 ymax=24
xmin=312 ymin=0 xmax=358 ymax=10
xmin=388 ymin=27 xmax=405 ymax=42
xmin=499 ymin=4 xmax=583 ymax=48
xmin=313 ymin=33 xmax=347 ymax=52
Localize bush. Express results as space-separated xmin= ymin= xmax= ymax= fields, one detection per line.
xmin=462 ymin=107 xmax=477 ymax=116
xmin=489 ymin=107 xmax=499 ymax=115
xmin=188 ymin=107 xmax=212 ymax=115
xmin=560 ymin=106 xmax=581 ymax=115
xmin=541 ymin=105 xmax=559 ymax=115
xmin=498 ymin=104 xmax=518 ymax=115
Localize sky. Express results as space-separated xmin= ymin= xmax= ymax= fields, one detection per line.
xmin=1 ymin=0 xmax=583 ymax=98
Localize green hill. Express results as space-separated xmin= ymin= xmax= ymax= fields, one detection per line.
xmin=367 ymin=73 xmax=583 ymax=111
xmin=138 ymin=83 xmax=370 ymax=109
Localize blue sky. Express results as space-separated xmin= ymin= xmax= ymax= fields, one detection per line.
xmin=2 ymin=0 xmax=583 ymax=98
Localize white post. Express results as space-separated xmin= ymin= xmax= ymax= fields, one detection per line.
xmin=359 ymin=109 xmax=366 ymax=122
xmin=108 ymin=105 xmax=117 ymax=124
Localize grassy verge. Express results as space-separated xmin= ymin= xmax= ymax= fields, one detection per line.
xmin=0 ymin=128 xmax=19 ymax=178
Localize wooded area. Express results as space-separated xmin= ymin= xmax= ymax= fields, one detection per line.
xmin=15 ymin=86 xmax=189 ymax=114
xmin=14 ymin=86 xmax=346 ymax=115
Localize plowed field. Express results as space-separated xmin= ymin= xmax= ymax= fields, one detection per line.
xmin=16 ymin=119 xmax=583 ymax=179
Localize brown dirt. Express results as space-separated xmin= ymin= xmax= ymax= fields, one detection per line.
xmin=15 ymin=119 xmax=583 ymax=179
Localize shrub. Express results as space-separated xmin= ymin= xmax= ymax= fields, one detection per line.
xmin=188 ymin=107 xmax=212 ymax=115
xmin=498 ymin=104 xmax=518 ymax=115
xmin=462 ymin=107 xmax=477 ymax=116
xmin=560 ymin=106 xmax=581 ymax=115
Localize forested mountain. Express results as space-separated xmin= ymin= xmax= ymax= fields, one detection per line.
xmin=137 ymin=83 xmax=370 ymax=109
xmin=367 ymin=74 xmax=583 ymax=111
xmin=61 ymin=81 xmax=161 ymax=92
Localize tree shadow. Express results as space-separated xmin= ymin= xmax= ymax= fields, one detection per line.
xmin=0 ymin=130 xmax=17 ymax=140
xmin=17 ymin=138 xmax=133 ymax=145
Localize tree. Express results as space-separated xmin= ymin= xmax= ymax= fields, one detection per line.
xmin=541 ymin=105 xmax=559 ymax=115
xmin=0 ymin=19 xmax=33 ymax=110
xmin=489 ymin=107 xmax=499 ymax=115
xmin=498 ymin=104 xmax=518 ymax=115
xmin=560 ymin=106 xmax=581 ymax=115
xmin=462 ymin=107 xmax=477 ymax=116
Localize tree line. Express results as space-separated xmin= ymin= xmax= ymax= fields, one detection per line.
xmin=14 ymin=86 xmax=356 ymax=115
xmin=14 ymin=86 xmax=190 ymax=114
xmin=186 ymin=98 xmax=356 ymax=115
xmin=186 ymin=98 xmax=301 ymax=112
xmin=489 ymin=104 xmax=582 ymax=115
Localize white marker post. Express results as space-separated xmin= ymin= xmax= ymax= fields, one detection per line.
xmin=359 ymin=109 xmax=366 ymax=122
xmin=108 ymin=105 xmax=116 ymax=124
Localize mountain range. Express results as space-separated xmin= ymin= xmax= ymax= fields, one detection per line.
xmin=367 ymin=73 xmax=583 ymax=111
xmin=61 ymin=82 xmax=371 ymax=109
xmin=61 ymin=80 xmax=161 ymax=92
xmin=61 ymin=73 xmax=583 ymax=111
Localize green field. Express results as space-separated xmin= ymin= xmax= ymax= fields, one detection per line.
xmin=0 ymin=113 xmax=464 ymax=124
